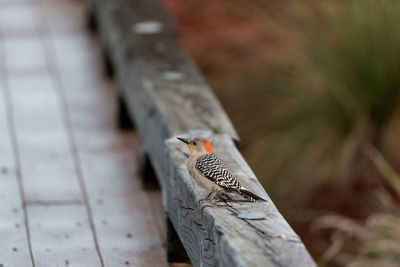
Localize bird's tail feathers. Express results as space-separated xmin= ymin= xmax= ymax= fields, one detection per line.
xmin=240 ymin=187 xmax=266 ymax=202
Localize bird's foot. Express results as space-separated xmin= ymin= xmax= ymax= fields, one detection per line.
xmin=198 ymin=198 xmax=218 ymax=205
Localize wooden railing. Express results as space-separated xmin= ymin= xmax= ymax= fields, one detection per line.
xmin=87 ymin=0 xmax=316 ymax=266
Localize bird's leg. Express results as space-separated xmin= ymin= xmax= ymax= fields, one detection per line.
xmin=198 ymin=189 xmax=223 ymax=205
xmin=198 ymin=190 xmax=217 ymax=205
xmin=222 ymin=193 xmax=233 ymax=202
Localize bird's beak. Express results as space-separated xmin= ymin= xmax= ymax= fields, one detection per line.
xmin=177 ymin=137 xmax=190 ymax=144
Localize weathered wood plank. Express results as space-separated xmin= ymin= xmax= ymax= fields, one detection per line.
xmin=5 ymin=59 xmax=102 ymax=267
xmin=90 ymin=0 xmax=317 ymax=265
xmin=44 ymin=12 xmax=169 ymax=264
xmin=77 ymin=148 xmax=169 ymax=267
xmin=0 ymin=77 xmax=33 ymax=267
xmin=39 ymin=0 xmax=84 ymax=34
xmin=0 ymin=1 xmax=104 ymax=266
xmin=0 ymin=2 xmax=43 ymax=36
xmin=7 ymin=73 xmax=83 ymax=203
xmin=91 ymin=0 xmax=239 ymax=181
xmin=27 ymin=205 xmax=102 ymax=267
xmin=1 ymin=0 xmax=168 ymax=266
xmin=4 ymin=37 xmax=47 ymax=72
xmin=57 ymin=71 xmax=169 ymax=266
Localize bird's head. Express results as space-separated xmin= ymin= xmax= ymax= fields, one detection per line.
xmin=177 ymin=137 xmax=213 ymax=155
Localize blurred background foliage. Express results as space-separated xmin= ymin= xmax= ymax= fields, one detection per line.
xmin=163 ymin=0 xmax=400 ymax=265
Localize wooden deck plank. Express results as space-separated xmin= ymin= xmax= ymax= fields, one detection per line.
xmin=0 ymin=0 xmax=169 ymax=265
xmin=77 ymin=144 xmax=168 ymax=267
xmin=7 ymin=73 xmax=83 ymax=203
xmin=1 ymin=1 xmax=104 ymax=266
xmin=47 ymin=31 xmax=169 ymax=266
xmin=38 ymin=0 xmax=169 ymax=265
xmin=0 ymin=2 xmax=42 ymax=36
xmin=39 ymin=0 xmax=84 ymax=34
xmin=27 ymin=205 xmax=102 ymax=267
xmin=4 ymin=37 xmax=47 ymax=72
xmin=0 ymin=79 xmax=33 ymax=267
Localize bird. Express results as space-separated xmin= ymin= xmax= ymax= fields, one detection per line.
xmin=177 ymin=136 xmax=266 ymax=203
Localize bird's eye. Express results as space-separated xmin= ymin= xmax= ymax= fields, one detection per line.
xmin=192 ymin=141 xmax=197 ymax=145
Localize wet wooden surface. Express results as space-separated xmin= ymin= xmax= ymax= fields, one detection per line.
xmin=0 ymin=0 xmax=168 ymax=266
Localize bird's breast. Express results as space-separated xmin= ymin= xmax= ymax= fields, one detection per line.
xmin=187 ymin=156 xmax=221 ymax=192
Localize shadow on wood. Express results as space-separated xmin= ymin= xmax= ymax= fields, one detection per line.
xmin=167 ymin=217 xmax=190 ymax=263
xmin=117 ymin=94 xmax=134 ymax=131
xmin=103 ymin=47 xmax=114 ymax=78
xmin=138 ymin=152 xmax=160 ymax=191
xmin=86 ymin=2 xmax=97 ymax=32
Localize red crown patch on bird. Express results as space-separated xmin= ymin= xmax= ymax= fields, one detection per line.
xmin=203 ymin=139 xmax=213 ymax=153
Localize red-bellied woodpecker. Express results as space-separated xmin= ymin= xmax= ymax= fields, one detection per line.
xmin=177 ymin=136 xmax=266 ymax=203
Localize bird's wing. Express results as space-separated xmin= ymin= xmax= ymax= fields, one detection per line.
xmin=195 ymin=153 xmax=241 ymax=190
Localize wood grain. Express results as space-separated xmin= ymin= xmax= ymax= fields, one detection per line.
xmin=90 ymin=0 xmax=317 ymax=265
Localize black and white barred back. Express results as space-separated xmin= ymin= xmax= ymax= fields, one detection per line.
xmin=195 ymin=153 xmax=241 ymax=190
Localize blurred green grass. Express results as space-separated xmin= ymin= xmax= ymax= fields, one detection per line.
xmin=254 ymin=0 xmax=400 ymax=200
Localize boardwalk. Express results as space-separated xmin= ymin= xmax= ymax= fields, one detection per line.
xmin=0 ymin=0 xmax=168 ymax=266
